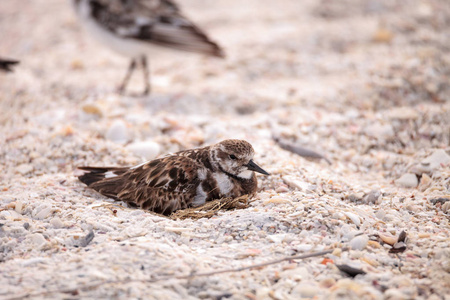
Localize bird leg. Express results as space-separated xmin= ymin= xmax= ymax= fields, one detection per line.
xmin=118 ymin=58 xmax=136 ymax=94
xmin=141 ymin=56 xmax=150 ymax=95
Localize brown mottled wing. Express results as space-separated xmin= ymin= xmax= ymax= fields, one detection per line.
xmin=85 ymin=155 xmax=202 ymax=215
xmin=88 ymin=0 xmax=224 ymax=57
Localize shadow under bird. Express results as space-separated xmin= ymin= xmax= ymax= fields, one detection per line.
xmin=72 ymin=0 xmax=224 ymax=95
xmin=78 ymin=139 xmax=270 ymax=215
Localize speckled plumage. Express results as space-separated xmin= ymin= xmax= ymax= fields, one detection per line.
xmin=78 ymin=140 xmax=269 ymax=215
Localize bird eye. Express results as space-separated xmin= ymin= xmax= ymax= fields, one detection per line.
xmin=229 ymin=154 xmax=237 ymax=160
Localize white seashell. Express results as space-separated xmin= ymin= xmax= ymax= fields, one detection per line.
xmin=379 ymin=233 xmax=397 ymax=245
xmin=0 ymin=211 xmax=12 ymax=219
xmin=349 ymin=235 xmax=369 ymax=250
xmin=122 ymin=227 xmax=148 ymax=238
xmin=15 ymin=201 xmax=23 ymax=214
xmin=164 ymin=227 xmax=194 ymax=233
xmin=263 ymin=197 xmax=292 ymax=206
xmin=418 ymin=173 xmax=432 ymax=191
xmin=332 ymin=212 xmax=345 ymax=220
xmin=282 ymin=176 xmax=309 ymax=191
xmin=345 ymin=212 xmax=361 ymax=226
xmin=34 ymin=206 xmax=52 ymax=220
xmin=268 ymin=234 xmax=286 ymax=243
xmin=295 ymin=244 xmax=313 ymax=252
xmin=21 ymin=257 xmax=46 ymax=267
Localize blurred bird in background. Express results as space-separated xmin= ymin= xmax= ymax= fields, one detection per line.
xmin=72 ymin=0 xmax=224 ymax=95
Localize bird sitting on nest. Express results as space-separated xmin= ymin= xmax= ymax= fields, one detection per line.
xmin=78 ymin=139 xmax=269 ymax=215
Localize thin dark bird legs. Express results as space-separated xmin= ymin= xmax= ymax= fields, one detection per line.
xmin=118 ymin=56 xmax=150 ymax=96
xmin=141 ymin=56 xmax=150 ymax=95
xmin=118 ymin=58 xmax=136 ymax=94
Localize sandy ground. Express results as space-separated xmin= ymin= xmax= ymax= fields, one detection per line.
xmin=1 ymin=0 xmax=449 ymax=299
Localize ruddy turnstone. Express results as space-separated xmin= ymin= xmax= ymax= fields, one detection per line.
xmin=72 ymin=0 xmax=224 ymax=95
xmin=0 ymin=58 xmax=19 ymax=72
xmin=78 ymin=139 xmax=269 ymax=215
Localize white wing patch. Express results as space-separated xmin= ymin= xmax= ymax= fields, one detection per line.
xmin=104 ymin=171 xmax=118 ymax=178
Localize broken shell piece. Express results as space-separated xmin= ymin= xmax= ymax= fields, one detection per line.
xmin=263 ymin=198 xmax=293 ymax=206
xmin=344 ymin=212 xmax=361 ymax=227
xmin=378 ymin=233 xmax=397 ymax=246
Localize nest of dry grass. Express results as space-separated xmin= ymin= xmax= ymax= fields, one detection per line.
xmin=168 ymin=195 xmax=250 ymax=220
xmin=90 ymin=195 xmax=251 ymax=220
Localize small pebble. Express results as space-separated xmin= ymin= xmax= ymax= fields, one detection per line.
xmin=82 ymin=103 xmax=102 ymax=116
xmin=363 ymin=190 xmax=381 ymax=204
xmin=31 ymin=233 xmax=46 ymax=247
xmin=375 ymin=209 xmax=386 ymax=220
xmin=16 ymin=164 xmax=33 ymax=175
xmin=364 ymin=123 xmax=394 ymax=139
xmin=105 ymin=120 xmax=129 ymax=144
xmin=395 ymin=173 xmax=418 ymax=188
xmin=127 ymin=141 xmax=161 ymax=160
xmin=349 ymin=235 xmax=369 ymax=250
xmin=50 ymin=217 xmax=64 ymax=228
xmin=275 ymin=185 xmax=289 ymax=193
xmin=291 ymin=283 xmax=318 ymax=298
xmin=79 ymin=231 xmax=95 ymax=247
xmin=347 ymin=193 xmax=364 ymax=202
xmin=319 ymin=278 xmax=336 ymax=288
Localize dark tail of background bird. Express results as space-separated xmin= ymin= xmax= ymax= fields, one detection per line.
xmin=0 ymin=58 xmax=19 ymax=72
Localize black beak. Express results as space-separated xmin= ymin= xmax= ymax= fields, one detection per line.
xmin=246 ymin=160 xmax=270 ymax=175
